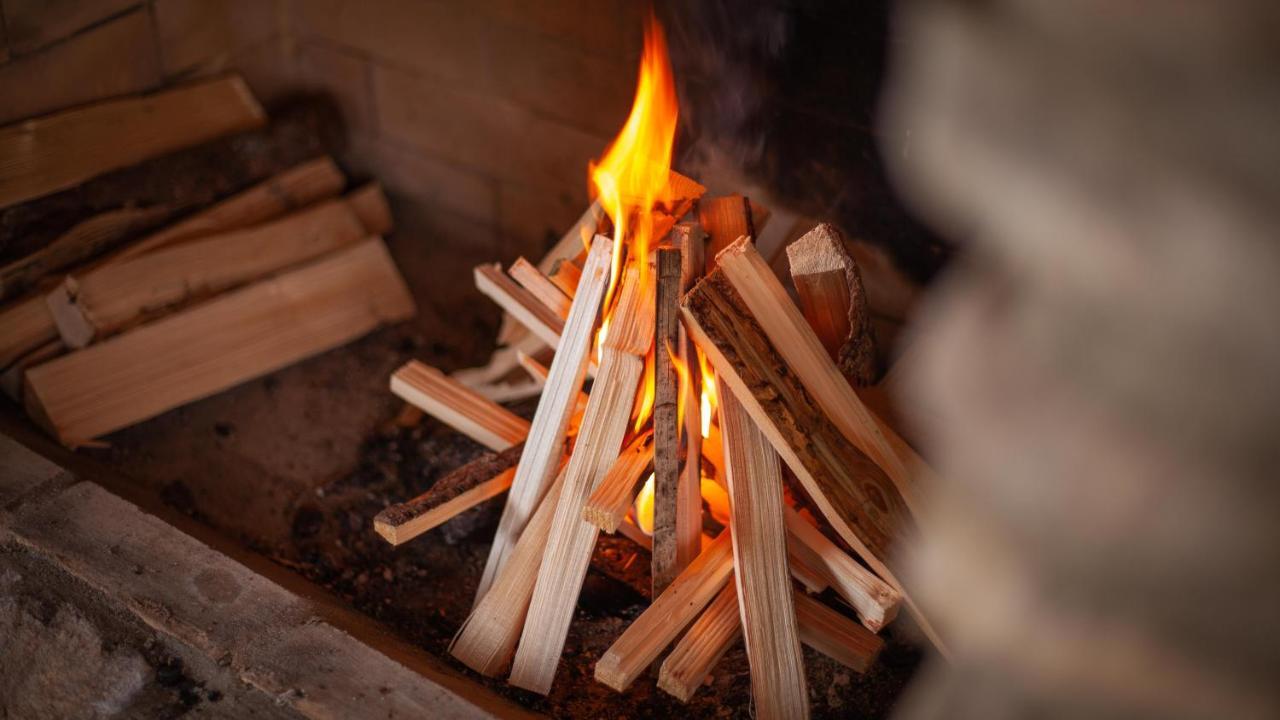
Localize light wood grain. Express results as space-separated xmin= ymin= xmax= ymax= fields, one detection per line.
xmin=25 ymin=239 xmax=414 ymax=446
xmin=786 ymin=223 xmax=878 ymax=386
xmin=0 ymin=75 xmax=266 ymax=209
xmin=786 ymin=508 xmax=900 ymax=632
xmin=583 ymin=430 xmax=654 ymax=533
xmin=475 ymin=263 xmax=565 ymax=349
xmin=509 ymin=257 xmax=571 ymax=320
xmin=477 ymin=238 xmax=611 ymax=600
xmin=391 ymin=361 xmax=530 ymax=452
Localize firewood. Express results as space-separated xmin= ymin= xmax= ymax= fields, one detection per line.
xmin=547 ymin=258 xmax=581 ymax=298
xmin=375 ymin=443 xmax=525 ymax=545
xmin=595 ymin=531 xmax=734 ymax=693
xmin=47 ymin=185 xmax=387 ymax=348
xmin=683 ymin=247 xmax=947 ymax=655
xmin=718 ymin=383 xmax=808 ymax=718
xmin=786 ymin=223 xmax=878 ymax=386
xmin=698 ymin=195 xmax=770 ymax=272
xmin=0 ymin=158 xmax=346 ymax=371
xmin=390 ymin=361 xmax=530 ymax=452
xmin=477 ymin=238 xmax=611 ymax=599
xmin=452 ymin=466 xmax=568 ymax=676
xmin=475 ymin=264 xmax=565 ymax=349
xmin=715 ymin=237 xmax=926 ymax=514
xmin=786 ymin=544 xmax=829 ymax=595
xmin=657 ymin=584 xmax=884 ymax=703
xmin=514 ymin=350 xmax=588 ymax=420
xmin=675 ymin=223 xmax=706 ymax=591
xmin=536 ymin=201 xmax=606 ymax=273
xmin=653 ymin=247 xmax=699 ymax=594
xmin=0 ymin=76 xmax=266 ymax=209
xmin=785 ymin=508 xmax=900 ymax=632
xmin=617 ymin=516 xmax=652 ymax=550
xmin=24 ymin=239 xmax=414 ymax=447
xmin=583 ymin=431 xmax=654 ymax=532
xmin=511 ymin=266 xmax=655 ymax=694
xmin=509 ymin=257 xmax=571 ymax=320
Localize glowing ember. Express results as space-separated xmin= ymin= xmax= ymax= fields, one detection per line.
xmin=589 ymin=12 xmax=678 ymax=314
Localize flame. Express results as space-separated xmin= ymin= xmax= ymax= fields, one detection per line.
xmin=589 ymin=13 xmax=678 ymax=314
xmin=697 ymin=349 xmax=717 ymax=438
xmin=633 ymin=473 xmax=733 ymax=536
xmin=631 ymin=347 xmax=656 ymax=433
xmin=665 ymin=340 xmax=691 ymax=431
xmin=700 ymin=477 xmax=731 ymax=526
xmin=634 ymin=472 xmax=655 ymax=535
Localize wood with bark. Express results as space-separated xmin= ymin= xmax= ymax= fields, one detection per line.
xmin=509 ymin=257 xmax=571 ymax=320
xmin=582 ymin=430 xmax=654 ymax=533
xmin=719 ymin=382 xmax=808 ymax=719
xmin=452 ymin=466 xmax=568 ymax=676
xmin=786 ymin=223 xmax=878 ymax=386
xmin=24 ymin=239 xmax=414 ymax=447
xmin=0 ymin=158 xmax=346 ymax=371
xmin=375 ymin=443 xmax=525 ymax=545
xmin=390 ymin=361 xmax=530 ymax=452
xmin=674 ymin=222 xmax=706 ymax=594
xmin=657 ymin=583 xmax=885 ymax=703
xmin=477 ymin=238 xmax=611 ymax=600
xmin=595 ymin=531 xmax=734 ymax=693
xmin=48 ymin=185 xmax=387 ymax=348
xmin=0 ymin=76 xmax=266 ymax=210
xmin=510 ymin=266 xmax=654 ymax=694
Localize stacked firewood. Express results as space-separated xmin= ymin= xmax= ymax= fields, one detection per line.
xmin=375 ymin=178 xmax=942 ymax=715
xmin=0 ymin=76 xmax=416 ymax=448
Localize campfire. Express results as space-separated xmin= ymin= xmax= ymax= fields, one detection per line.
xmin=372 ymin=15 xmax=939 ymax=714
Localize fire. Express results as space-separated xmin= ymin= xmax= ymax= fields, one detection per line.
xmin=589 ymin=12 xmax=678 ymax=314
xmin=697 ymin=349 xmax=717 ymax=438
xmin=634 ymin=472 xmax=656 ymax=534
xmin=631 ymin=347 xmax=656 ymax=433
xmin=665 ymin=340 xmax=691 ymax=431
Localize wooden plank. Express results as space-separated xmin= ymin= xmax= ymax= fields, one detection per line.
xmin=547 ymin=258 xmax=581 ymax=298
xmin=719 ymin=382 xmax=808 ymax=718
xmin=390 ymin=361 xmax=529 ymax=452
xmin=0 ymin=157 xmax=346 ymax=371
xmin=595 ymin=531 xmax=734 ymax=693
xmin=786 ymin=223 xmax=878 ymax=386
xmin=24 ymin=238 xmax=414 ymax=446
xmin=658 ymin=583 xmax=884 ymax=703
xmin=582 ymin=430 xmax=654 ymax=533
xmin=511 ymin=266 xmax=654 ymax=695
xmin=0 ymin=75 xmax=266 ymax=209
xmin=49 ymin=186 xmax=385 ymax=348
xmin=785 ymin=508 xmax=900 ymax=632
xmin=698 ymin=195 xmax=769 ymax=272
xmin=508 ymin=257 xmax=571 ymax=319
xmin=452 ymin=466 xmax=568 ymax=677
xmin=476 ymin=238 xmax=611 ymax=600
xmin=475 ymin=263 xmax=565 ymax=349
xmin=682 ymin=256 xmax=947 ymax=656
xmin=375 ymin=444 xmax=524 ymax=545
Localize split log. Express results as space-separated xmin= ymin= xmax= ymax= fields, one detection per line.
xmin=509 ymin=257 xmax=571 ymax=320
xmin=582 ymin=430 xmax=654 ymax=532
xmin=375 ymin=443 xmax=525 ymax=545
xmin=25 ymin=239 xmax=414 ymax=447
xmin=698 ymin=195 xmax=770 ymax=272
xmin=785 ymin=508 xmax=900 ymax=632
xmin=0 ymin=157 xmax=346 ymax=371
xmin=514 ymin=351 xmax=588 ymax=420
xmin=595 ymin=531 xmax=734 ymax=693
xmin=475 ymin=264 xmax=565 ymax=349
xmin=452 ymin=466 xmax=568 ymax=676
xmin=477 ymin=238 xmax=611 ymax=599
xmin=48 ymin=185 xmax=388 ymax=348
xmin=657 ymin=583 xmax=884 ymax=703
xmin=547 ymin=258 xmax=581 ymax=298
xmin=786 ymin=223 xmax=878 ymax=386
xmin=511 ymin=266 xmax=654 ymax=694
xmin=652 ymin=247 xmax=699 ymax=594
xmin=390 ymin=361 xmax=530 ymax=452
xmin=0 ymin=76 xmax=266 ymax=210
xmin=719 ymin=383 xmax=808 ymax=718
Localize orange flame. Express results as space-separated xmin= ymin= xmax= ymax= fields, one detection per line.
xmin=697 ymin=348 xmax=718 ymax=438
xmin=634 ymin=472 xmax=656 ymax=535
xmin=631 ymin=347 xmax=656 ymax=433
xmin=590 ymin=13 xmax=678 ymax=315
xmin=665 ymin=340 xmax=691 ymax=431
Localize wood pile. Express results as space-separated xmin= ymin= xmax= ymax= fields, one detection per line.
xmin=375 ymin=180 xmax=944 ymax=714
xmin=0 ymin=76 xmax=416 ymax=447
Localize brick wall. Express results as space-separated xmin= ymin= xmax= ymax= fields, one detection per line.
xmin=0 ymin=0 xmax=641 ymax=261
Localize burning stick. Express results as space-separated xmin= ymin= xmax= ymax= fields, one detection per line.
xmin=657 ymin=584 xmax=884 ymax=703
xmin=510 ymin=266 xmax=655 ymax=694
xmin=652 ymin=247 xmax=699 ymax=593
xmin=476 ymin=238 xmax=611 ymax=600
xmin=509 ymin=257 xmax=571 ymax=320
xmin=375 ymin=443 xmax=524 ymax=545
xmin=786 ymin=224 xmax=878 ymax=386
xmin=718 ymin=383 xmax=807 ymax=718
xmin=583 ymin=430 xmax=654 ymax=533
xmin=390 ymin=361 xmax=529 ymax=452
xmin=786 ymin=508 xmax=900 ymax=632
xmin=595 ymin=532 xmax=734 ymax=693
xmin=451 ymin=465 xmax=569 ymax=676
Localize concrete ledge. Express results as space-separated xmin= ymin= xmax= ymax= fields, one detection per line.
xmin=0 ymin=431 xmax=538 ymax=719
